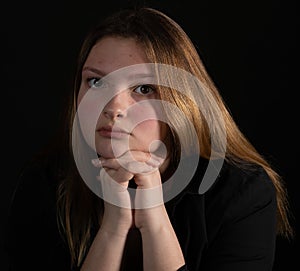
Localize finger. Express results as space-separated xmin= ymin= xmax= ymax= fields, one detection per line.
xmin=121 ymin=150 xmax=151 ymax=163
xmin=125 ymin=150 xmax=165 ymax=167
xmin=146 ymin=154 xmax=165 ymax=168
xmin=100 ymin=151 xmax=150 ymax=171
xmin=99 ymin=151 xmax=164 ymax=177
xmin=119 ymin=151 xmax=163 ymax=174
xmin=91 ymin=158 xmax=102 ymax=168
xmin=126 ymin=160 xmax=158 ymax=175
xmin=99 ymin=157 xmax=121 ymax=170
xmin=105 ymin=167 xmax=134 ymax=184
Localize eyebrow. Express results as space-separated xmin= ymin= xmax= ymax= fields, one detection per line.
xmin=82 ymin=66 xmax=154 ymax=80
xmin=127 ymin=73 xmax=154 ymax=80
xmin=82 ymin=66 xmax=107 ymax=76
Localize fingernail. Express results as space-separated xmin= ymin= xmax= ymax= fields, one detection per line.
xmin=91 ymin=158 xmax=101 ymax=167
xmin=149 ymin=158 xmax=161 ymax=167
xmin=99 ymin=158 xmax=107 ymax=165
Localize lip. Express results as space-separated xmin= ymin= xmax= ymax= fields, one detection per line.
xmin=96 ymin=125 xmax=130 ymax=139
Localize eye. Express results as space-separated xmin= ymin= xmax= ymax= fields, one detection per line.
xmin=87 ymin=77 xmax=104 ymax=88
xmin=134 ymin=85 xmax=155 ymax=95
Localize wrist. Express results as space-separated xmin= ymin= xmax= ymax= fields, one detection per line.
xmin=100 ymin=221 xmax=131 ymax=238
xmin=135 ymin=205 xmax=170 ymax=233
xmin=102 ymin=203 xmax=133 ymax=235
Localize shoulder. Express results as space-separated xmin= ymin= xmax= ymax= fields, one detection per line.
xmin=8 ymin=152 xmax=61 ymax=220
xmin=170 ymin=158 xmax=278 ymax=269
xmin=5 ymin=151 xmax=72 ymax=270
xmin=6 ymin=151 xmax=63 ymax=244
xmin=203 ymin=159 xmax=277 ymax=228
xmin=170 ymin=157 xmax=277 ymax=213
xmin=179 ymin=156 xmax=276 ymax=203
xmin=211 ymin=160 xmax=276 ymax=207
xmin=172 ymin=157 xmax=277 ymax=226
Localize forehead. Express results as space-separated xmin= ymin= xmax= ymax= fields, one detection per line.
xmin=84 ymin=36 xmax=148 ymax=74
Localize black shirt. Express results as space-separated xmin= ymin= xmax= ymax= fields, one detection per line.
xmin=4 ymin=156 xmax=277 ymax=270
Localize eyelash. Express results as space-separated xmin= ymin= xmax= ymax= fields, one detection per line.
xmin=87 ymin=77 xmax=103 ymax=88
xmin=86 ymin=77 xmax=156 ymax=96
xmin=133 ymin=85 xmax=156 ymax=95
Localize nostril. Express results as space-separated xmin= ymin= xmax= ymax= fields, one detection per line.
xmin=103 ymin=109 xmax=125 ymax=119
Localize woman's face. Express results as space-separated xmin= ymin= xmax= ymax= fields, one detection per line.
xmin=77 ymin=36 xmax=168 ymax=159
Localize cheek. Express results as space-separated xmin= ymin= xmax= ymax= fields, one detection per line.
xmin=77 ymin=86 xmax=107 ymax=150
xmin=131 ymin=121 xmax=169 ymax=159
xmin=130 ymin=120 xmax=167 ymax=152
xmin=133 ymin=120 xmax=161 ymax=138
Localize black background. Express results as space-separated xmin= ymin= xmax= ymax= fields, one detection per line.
xmin=1 ymin=0 xmax=298 ymax=270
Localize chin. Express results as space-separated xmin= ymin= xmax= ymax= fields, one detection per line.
xmin=96 ymin=144 xmax=129 ymax=159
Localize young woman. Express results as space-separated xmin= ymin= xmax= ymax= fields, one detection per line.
xmin=6 ymin=6 xmax=293 ymax=271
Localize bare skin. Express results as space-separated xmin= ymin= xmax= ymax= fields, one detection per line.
xmin=79 ymin=37 xmax=185 ymax=271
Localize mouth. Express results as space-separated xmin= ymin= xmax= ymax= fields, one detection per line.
xmin=96 ymin=125 xmax=130 ymax=139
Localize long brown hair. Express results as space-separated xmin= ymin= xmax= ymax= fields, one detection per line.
xmin=56 ymin=7 xmax=293 ymax=268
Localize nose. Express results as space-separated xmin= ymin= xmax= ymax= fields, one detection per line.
xmin=103 ymin=108 xmax=124 ymax=119
xmin=102 ymin=91 xmax=131 ymax=120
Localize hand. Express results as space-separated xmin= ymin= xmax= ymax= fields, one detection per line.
xmin=112 ymin=150 xmax=167 ymax=232
xmin=133 ymin=169 xmax=169 ymax=232
xmin=94 ymin=150 xmax=165 ymax=231
xmin=92 ymin=156 xmax=134 ymax=236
